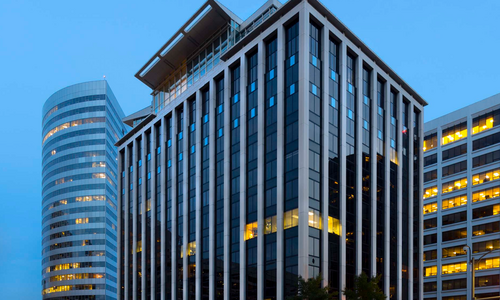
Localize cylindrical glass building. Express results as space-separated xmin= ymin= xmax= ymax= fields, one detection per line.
xmin=41 ymin=80 xmax=127 ymax=300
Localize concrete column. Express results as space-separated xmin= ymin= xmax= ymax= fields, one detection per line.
xmin=150 ymin=124 xmax=158 ymax=300
xmin=239 ymin=53 xmax=248 ymax=300
xmin=383 ymin=81 xmax=390 ymax=296
xmin=435 ymin=123 xmax=442 ymax=300
xmin=355 ymin=55 xmax=363 ymax=277
xmin=117 ymin=150 xmax=123 ymax=300
xmin=339 ymin=36 xmax=348 ymax=299
xmin=370 ymin=70 xmax=378 ymax=278
xmin=160 ymin=116 xmax=167 ymax=300
xmin=408 ymin=103 xmax=415 ymax=300
xmin=320 ymin=21 xmax=330 ymax=287
xmin=209 ymin=79 xmax=216 ymax=300
xmin=183 ymin=101 xmax=190 ymax=300
xmin=195 ymin=90 xmax=202 ymax=300
xmin=297 ymin=3 xmax=310 ymax=279
xmin=141 ymin=133 xmax=147 ymax=300
xmin=133 ymin=140 xmax=138 ymax=300
xmin=418 ymin=110 xmax=424 ymax=300
xmin=275 ymin=22 xmax=285 ymax=300
xmin=222 ymin=67 xmax=231 ymax=300
xmin=124 ymin=145 xmax=130 ymax=300
xmin=171 ymin=111 xmax=178 ymax=300
xmin=256 ymin=39 xmax=265 ymax=300
xmin=396 ymin=92 xmax=403 ymax=300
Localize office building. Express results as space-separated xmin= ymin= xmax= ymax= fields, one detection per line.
xmin=422 ymin=94 xmax=500 ymax=300
xmin=116 ymin=0 xmax=427 ymax=299
xmin=42 ymin=81 xmax=128 ymax=299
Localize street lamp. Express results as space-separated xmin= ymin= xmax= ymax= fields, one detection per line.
xmin=463 ymin=245 xmax=496 ymax=300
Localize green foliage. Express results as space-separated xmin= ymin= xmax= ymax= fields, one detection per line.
xmin=287 ymin=274 xmax=337 ymax=300
xmin=342 ymin=272 xmax=386 ymax=300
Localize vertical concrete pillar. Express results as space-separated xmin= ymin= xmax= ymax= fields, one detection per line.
xmin=160 ymin=116 xmax=167 ymax=300
xmin=209 ymin=79 xmax=216 ymax=300
xmin=396 ymin=91 xmax=403 ymax=300
xmin=171 ymin=111 xmax=178 ymax=300
xmin=222 ymin=67 xmax=231 ymax=300
xmin=370 ymin=70 xmax=378 ymax=278
xmin=183 ymin=100 xmax=190 ymax=300
xmin=142 ymin=133 xmax=148 ymax=300
xmin=133 ymin=139 xmax=138 ymax=300
xmin=239 ymin=53 xmax=248 ymax=300
xmin=355 ymin=55 xmax=363 ymax=277
xmin=383 ymin=81 xmax=390 ymax=296
xmin=195 ymin=90 xmax=202 ymax=300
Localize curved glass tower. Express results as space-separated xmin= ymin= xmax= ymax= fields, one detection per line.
xmin=41 ymin=81 xmax=127 ymax=300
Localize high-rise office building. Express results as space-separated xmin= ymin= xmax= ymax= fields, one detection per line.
xmin=42 ymin=81 xmax=128 ymax=299
xmin=116 ymin=0 xmax=427 ymax=299
xmin=422 ymin=94 xmax=500 ymax=300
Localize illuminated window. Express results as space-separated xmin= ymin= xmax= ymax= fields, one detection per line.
xmin=75 ymin=218 xmax=89 ymax=224
xmin=42 ymin=117 xmax=105 ymax=144
xmin=423 ymin=202 xmax=438 ymax=214
xmin=187 ymin=241 xmax=196 ymax=256
xmin=442 ymin=245 xmax=467 ymax=258
xmin=188 ymin=263 xmax=196 ymax=278
xmin=423 ymin=133 xmax=437 ymax=152
xmin=92 ymin=162 xmax=106 ymax=168
xmin=473 ymin=240 xmax=500 ymax=253
xmin=472 ymin=114 xmax=495 ymax=134
xmin=442 ymin=177 xmax=467 ymax=194
xmin=473 ymin=186 xmax=500 ymax=202
xmin=51 ymin=149 xmax=56 ymax=155
xmin=328 ymin=216 xmax=341 ymax=235
xmin=442 ymin=195 xmax=467 ymax=210
xmin=442 ymin=262 xmax=467 ymax=274
xmin=92 ymin=173 xmax=106 ymax=179
xmin=474 ymin=257 xmax=500 ymax=270
xmin=424 ymin=265 xmax=437 ymax=277
xmin=472 ymin=168 xmax=500 ymax=185
xmin=244 ymin=222 xmax=258 ymax=240
xmin=136 ymin=240 xmax=142 ymax=253
xmin=442 ymin=121 xmax=467 ymax=146
xmin=283 ymin=208 xmax=299 ymax=229
xmin=308 ymin=209 xmax=322 ymax=229
xmin=264 ymin=215 xmax=277 ymax=235
xmin=423 ymin=186 xmax=438 ymax=199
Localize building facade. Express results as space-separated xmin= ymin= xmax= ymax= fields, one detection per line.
xmin=423 ymin=94 xmax=500 ymax=300
xmin=116 ymin=0 xmax=426 ymax=299
xmin=42 ymin=81 xmax=127 ymax=299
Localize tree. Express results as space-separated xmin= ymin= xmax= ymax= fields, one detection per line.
xmin=342 ymin=272 xmax=386 ymax=300
xmin=287 ymin=274 xmax=337 ymax=300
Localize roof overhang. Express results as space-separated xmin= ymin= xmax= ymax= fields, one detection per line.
xmin=135 ymin=0 xmax=242 ymax=90
xmin=122 ymin=106 xmax=152 ymax=127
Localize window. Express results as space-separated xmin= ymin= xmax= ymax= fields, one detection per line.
xmin=424 ymin=233 xmax=437 ymax=245
xmin=75 ymin=218 xmax=89 ymax=224
xmin=423 ymin=202 xmax=438 ymax=214
xmin=442 ymin=245 xmax=466 ymax=258
xmin=473 ymin=222 xmax=500 ymax=236
xmin=423 ymin=186 xmax=438 ymax=199
xmin=442 ymin=278 xmax=467 ymax=290
xmin=424 ymin=265 xmax=437 ymax=277
xmin=442 ymin=211 xmax=467 ymax=226
xmin=423 ymin=250 xmax=437 ymax=261
xmin=442 ymin=195 xmax=467 ymax=210
xmin=442 ymin=160 xmax=467 ymax=177
xmin=424 ymin=170 xmax=437 ymax=182
xmin=244 ymin=222 xmax=258 ymax=240
xmin=424 ymin=133 xmax=437 ymax=152
xmin=284 ymin=209 xmax=299 ymax=229
xmin=474 ymin=257 xmax=500 ymax=270
xmin=442 ymin=143 xmax=467 ymax=161
xmin=187 ymin=241 xmax=196 ymax=256
xmin=442 ymin=262 xmax=467 ymax=274
xmin=424 ymin=153 xmax=437 ymax=167
xmin=424 ymin=218 xmax=437 ymax=229
xmin=423 ymin=282 xmax=437 ymax=292
xmin=328 ymin=216 xmax=341 ymax=235
xmin=442 ymin=121 xmax=467 ymax=145
xmin=472 ymin=168 xmax=500 ymax=185
xmin=472 ymin=107 xmax=500 ymax=134
xmin=475 ymin=275 xmax=500 ymax=287
xmin=473 ymin=204 xmax=500 ymax=219
xmin=473 ymin=186 xmax=500 ymax=202
xmin=308 ymin=209 xmax=322 ymax=229
xmin=442 ymin=227 xmax=467 ymax=242
xmin=264 ymin=216 xmax=277 ymax=234
xmin=442 ymin=177 xmax=467 ymax=194
xmin=473 ymin=149 xmax=500 ymax=168
xmin=42 ymin=117 xmax=105 ymax=144
xmin=473 ymin=239 xmax=500 ymax=253
xmin=473 ymin=131 xmax=500 ymax=151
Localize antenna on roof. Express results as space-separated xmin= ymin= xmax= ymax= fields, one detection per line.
xmin=103 ymin=75 xmax=106 ymax=80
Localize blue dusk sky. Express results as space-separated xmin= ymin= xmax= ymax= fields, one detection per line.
xmin=0 ymin=0 xmax=499 ymax=298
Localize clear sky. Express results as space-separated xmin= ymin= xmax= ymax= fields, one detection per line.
xmin=0 ymin=0 xmax=499 ymax=298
